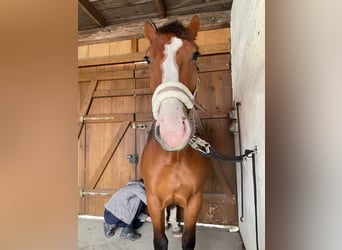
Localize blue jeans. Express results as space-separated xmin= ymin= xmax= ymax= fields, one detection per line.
xmin=104 ymin=201 xmax=145 ymax=229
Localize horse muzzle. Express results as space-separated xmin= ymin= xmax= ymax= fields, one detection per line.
xmin=152 ymin=82 xmax=194 ymax=151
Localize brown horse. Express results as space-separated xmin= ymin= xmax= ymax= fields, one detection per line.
xmin=140 ymin=16 xmax=211 ymax=250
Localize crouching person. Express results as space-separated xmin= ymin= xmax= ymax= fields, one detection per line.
xmin=103 ymin=179 xmax=147 ymax=241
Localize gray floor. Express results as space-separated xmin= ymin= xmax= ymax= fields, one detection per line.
xmin=78 ymin=216 xmax=244 ymax=250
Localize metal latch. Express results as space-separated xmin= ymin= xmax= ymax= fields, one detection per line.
xmin=126 ymin=154 xmax=139 ymax=164
xmin=132 ymin=122 xmax=147 ymax=129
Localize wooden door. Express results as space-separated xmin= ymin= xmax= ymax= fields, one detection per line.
xmin=78 ymin=53 xmax=238 ymax=225
xmin=78 ymin=63 xmax=149 ymax=215
xmin=195 ymin=54 xmax=237 ymax=225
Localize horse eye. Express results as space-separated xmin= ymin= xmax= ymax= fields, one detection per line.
xmin=144 ymin=56 xmax=151 ymax=64
xmin=192 ymin=51 xmax=200 ymax=60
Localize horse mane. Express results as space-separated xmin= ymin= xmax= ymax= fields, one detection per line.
xmin=157 ymin=20 xmax=194 ymax=41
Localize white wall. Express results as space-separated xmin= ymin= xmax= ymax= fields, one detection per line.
xmin=231 ymin=0 xmax=265 ymax=250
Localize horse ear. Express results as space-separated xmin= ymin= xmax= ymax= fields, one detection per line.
xmin=144 ymin=21 xmax=156 ymax=42
xmin=188 ymin=15 xmax=200 ymax=39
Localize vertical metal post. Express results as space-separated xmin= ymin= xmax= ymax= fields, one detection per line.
xmin=236 ymin=102 xmax=245 ymax=222
xmin=252 ymin=152 xmax=259 ymax=250
xmin=235 ymin=102 xmax=259 ymax=250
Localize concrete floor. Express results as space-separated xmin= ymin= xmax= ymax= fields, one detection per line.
xmin=78 ymin=216 xmax=245 ymax=250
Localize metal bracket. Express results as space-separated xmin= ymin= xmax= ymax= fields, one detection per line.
xmin=126 ymin=154 xmax=139 ymax=164
xmin=132 ymin=122 xmax=147 ymax=130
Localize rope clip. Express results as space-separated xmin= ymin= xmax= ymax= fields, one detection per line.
xmin=188 ymin=135 xmax=211 ymax=155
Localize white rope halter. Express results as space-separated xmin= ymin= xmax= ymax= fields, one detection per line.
xmin=151 ymin=81 xmax=194 ymax=120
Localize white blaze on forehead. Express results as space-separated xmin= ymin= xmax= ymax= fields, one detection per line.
xmin=162 ymin=37 xmax=183 ymax=82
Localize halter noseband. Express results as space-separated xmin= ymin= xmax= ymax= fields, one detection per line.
xmin=152 ymin=81 xmax=194 ymax=120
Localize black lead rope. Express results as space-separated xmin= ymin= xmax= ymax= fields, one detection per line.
xmin=201 ymin=147 xmax=255 ymax=162
xmin=188 ymin=135 xmax=256 ymax=162
xmin=188 ymin=135 xmax=259 ymax=250
xmin=201 ymin=143 xmax=259 ymax=250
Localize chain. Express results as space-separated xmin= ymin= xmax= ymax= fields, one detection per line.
xmin=189 ymin=135 xmax=256 ymax=162
xmin=188 ymin=135 xmax=211 ymax=155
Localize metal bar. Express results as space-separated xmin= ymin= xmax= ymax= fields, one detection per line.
xmin=81 ymin=191 xmax=112 ymax=197
xmin=80 ymin=114 xmax=133 ymax=123
xmin=236 ymin=102 xmax=245 ymax=222
xmin=252 ymin=152 xmax=259 ymax=250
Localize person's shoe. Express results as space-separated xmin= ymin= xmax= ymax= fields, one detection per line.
xmin=103 ymin=222 xmax=116 ymax=238
xmin=120 ymin=226 xmax=141 ymax=241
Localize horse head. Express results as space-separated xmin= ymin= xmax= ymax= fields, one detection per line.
xmin=144 ymin=16 xmax=200 ymax=151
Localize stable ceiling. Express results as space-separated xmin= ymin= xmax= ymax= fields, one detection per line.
xmin=78 ymin=0 xmax=232 ymax=44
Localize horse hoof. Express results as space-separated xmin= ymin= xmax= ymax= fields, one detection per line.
xmin=172 ymin=229 xmax=182 ymax=238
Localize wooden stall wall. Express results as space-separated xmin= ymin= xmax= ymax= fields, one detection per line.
xmin=78 ymin=28 xmax=238 ymax=225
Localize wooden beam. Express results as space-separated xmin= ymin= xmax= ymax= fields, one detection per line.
xmin=153 ymin=0 xmax=166 ymax=18
xmin=78 ymin=52 xmax=146 ymax=67
xmin=78 ymin=0 xmax=106 ymax=28
xmin=93 ymin=88 xmax=152 ymax=98
xmin=135 ymin=113 xmax=153 ymax=122
xmin=78 ymin=70 xmax=134 ymax=81
xmin=78 ymin=43 xmax=229 ymax=67
xmin=78 ymin=10 xmax=230 ymax=45
xmin=78 ymin=80 xmax=98 ymax=138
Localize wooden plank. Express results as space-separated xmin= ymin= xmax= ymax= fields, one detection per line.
xmin=135 ymin=68 xmax=150 ymax=78
xmin=89 ymin=43 xmax=109 ymax=58
xmin=197 ymin=112 xmax=229 ymax=120
xmin=78 ymin=52 xmax=146 ymax=67
xmin=193 ymin=110 xmax=235 ymax=201
xmin=88 ymin=120 xmax=131 ymax=189
xmin=199 ymin=43 xmax=230 ymax=55
xmin=197 ymin=54 xmax=231 ymax=72
xmin=78 ymin=43 xmax=228 ymax=67
xmin=78 ymin=70 xmax=134 ymax=81
xmin=78 ymin=10 xmax=231 ymax=45
xmin=78 ymin=80 xmax=98 ymax=138
xmin=93 ymin=88 xmax=152 ymax=98
xmin=135 ymin=113 xmax=153 ymax=122
xmin=109 ymin=40 xmax=131 ymax=56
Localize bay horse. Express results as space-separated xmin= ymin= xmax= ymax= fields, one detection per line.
xmin=140 ymin=16 xmax=211 ymax=250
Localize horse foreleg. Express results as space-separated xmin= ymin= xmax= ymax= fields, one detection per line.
xmin=182 ymin=193 xmax=202 ymax=250
xmin=148 ymin=196 xmax=168 ymax=250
